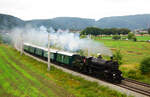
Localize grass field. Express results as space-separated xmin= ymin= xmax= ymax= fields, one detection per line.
xmin=93 ymin=38 xmax=150 ymax=84
xmin=0 ymin=44 xmax=131 ymax=97
xmin=94 ymin=35 xmax=150 ymax=41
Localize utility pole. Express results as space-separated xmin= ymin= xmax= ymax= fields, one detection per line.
xmin=47 ymin=31 xmax=51 ymax=71
xmin=20 ymin=33 xmax=23 ymax=55
xmin=15 ymin=38 xmax=17 ymax=49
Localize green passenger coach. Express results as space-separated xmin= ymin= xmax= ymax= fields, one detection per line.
xmin=56 ymin=51 xmax=75 ymax=65
xmin=23 ymin=43 xmax=76 ymax=65
xmin=35 ymin=48 xmax=43 ymax=57
xmin=43 ymin=49 xmax=57 ymax=61
xmin=28 ymin=46 xmax=35 ymax=54
xmin=24 ymin=43 xmax=35 ymax=54
xmin=24 ymin=44 xmax=29 ymax=51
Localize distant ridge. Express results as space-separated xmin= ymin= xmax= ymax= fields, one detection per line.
xmin=0 ymin=13 xmax=150 ymax=32
xmin=96 ymin=14 xmax=150 ymax=30
xmin=0 ymin=13 xmax=25 ymax=31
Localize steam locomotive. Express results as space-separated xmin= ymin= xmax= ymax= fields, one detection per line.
xmin=23 ymin=43 xmax=124 ymax=83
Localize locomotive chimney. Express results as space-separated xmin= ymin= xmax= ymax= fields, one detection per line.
xmin=110 ymin=56 xmax=113 ymax=60
xmin=97 ymin=53 xmax=102 ymax=59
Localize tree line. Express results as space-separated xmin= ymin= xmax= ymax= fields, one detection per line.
xmin=80 ymin=27 xmax=131 ymax=36
xmin=148 ymin=28 xmax=150 ymax=35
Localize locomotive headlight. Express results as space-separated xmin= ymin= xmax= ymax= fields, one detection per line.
xmin=113 ymin=74 xmax=116 ymax=76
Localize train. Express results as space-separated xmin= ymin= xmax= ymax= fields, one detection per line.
xmin=23 ymin=43 xmax=124 ymax=83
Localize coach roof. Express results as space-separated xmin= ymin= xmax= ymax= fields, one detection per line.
xmin=24 ymin=43 xmax=58 ymax=53
xmin=57 ymin=51 xmax=75 ymax=56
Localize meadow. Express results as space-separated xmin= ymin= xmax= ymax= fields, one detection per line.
xmin=0 ymin=44 xmax=131 ymax=97
xmin=94 ymin=35 xmax=150 ymax=41
xmin=93 ymin=36 xmax=150 ymax=84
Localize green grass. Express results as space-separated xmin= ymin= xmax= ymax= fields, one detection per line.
xmin=93 ymin=38 xmax=150 ymax=84
xmin=0 ymin=44 xmax=131 ymax=97
xmin=93 ymin=35 xmax=150 ymax=41
xmin=136 ymin=36 xmax=150 ymax=41
xmin=95 ymin=39 xmax=150 ymax=65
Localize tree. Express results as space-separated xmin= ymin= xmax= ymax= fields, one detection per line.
xmin=132 ymin=36 xmax=137 ymax=41
xmin=113 ymin=50 xmax=123 ymax=65
xmin=140 ymin=57 xmax=150 ymax=74
xmin=0 ymin=34 xmax=2 ymax=44
xmin=80 ymin=27 xmax=102 ymax=36
xmin=112 ymin=35 xmax=121 ymax=40
xmin=140 ymin=32 xmax=144 ymax=36
xmin=148 ymin=28 xmax=150 ymax=35
xmin=128 ymin=33 xmax=135 ymax=39
xmin=118 ymin=28 xmax=131 ymax=35
xmin=80 ymin=27 xmax=131 ymax=36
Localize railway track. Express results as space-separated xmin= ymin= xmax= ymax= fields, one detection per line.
xmin=117 ymin=78 xmax=150 ymax=96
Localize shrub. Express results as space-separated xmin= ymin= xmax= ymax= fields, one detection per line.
xmin=0 ymin=34 xmax=2 ymax=44
xmin=132 ymin=36 xmax=137 ymax=41
xmin=112 ymin=35 xmax=121 ymax=40
xmin=128 ymin=33 xmax=135 ymax=39
xmin=113 ymin=50 xmax=123 ymax=65
xmin=148 ymin=28 xmax=150 ymax=35
xmin=140 ymin=57 xmax=150 ymax=74
xmin=127 ymin=69 xmax=143 ymax=79
xmin=80 ymin=35 xmax=87 ymax=39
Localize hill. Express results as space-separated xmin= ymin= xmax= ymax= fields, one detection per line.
xmin=0 ymin=14 xmax=25 ymax=32
xmin=26 ymin=17 xmax=95 ymax=30
xmin=51 ymin=17 xmax=95 ymax=30
xmin=26 ymin=19 xmax=63 ymax=29
xmin=0 ymin=13 xmax=150 ymax=31
xmin=27 ymin=14 xmax=150 ymax=30
xmin=96 ymin=14 xmax=150 ymax=30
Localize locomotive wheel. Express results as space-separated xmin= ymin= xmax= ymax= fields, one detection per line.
xmin=81 ymin=66 xmax=88 ymax=74
xmin=104 ymin=73 xmax=109 ymax=81
xmin=88 ymin=67 xmax=93 ymax=74
xmin=115 ymin=80 xmax=121 ymax=84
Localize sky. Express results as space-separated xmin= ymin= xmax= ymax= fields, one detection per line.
xmin=0 ymin=0 xmax=150 ymax=20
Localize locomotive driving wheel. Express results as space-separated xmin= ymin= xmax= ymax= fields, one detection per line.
xmin=87 ymin=67 xmax=93 ymax=74
xmin=104 ymin=70 xmax=110 ymax=81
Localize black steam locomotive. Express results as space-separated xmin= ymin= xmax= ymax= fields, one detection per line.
xmin=24 ymin=43 xmax=124 ymax=83
xmin=72 ymin=55 xmax=123 ymax=83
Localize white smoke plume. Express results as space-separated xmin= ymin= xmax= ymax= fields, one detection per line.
xmin=8 ymin=25 xmax=112 ymax=56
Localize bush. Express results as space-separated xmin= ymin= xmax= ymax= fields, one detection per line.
xmin=132 ymin=36 xmax=137 ymax=41
xmin=127 ymin=69 xmax=143 ymax=79
xmin=148 ymin=28 xmax=150 ymax=35
xmin=112 ymin=35 xmax=121 ymax=40
xmin=127 ymin=33 xmax=137 ymax=41
xmin=113 ymin=50 xmax=123 ymax=65
xmin=80 ymin=35 xmax=87 ymax=39
xmin=128 ymin=33 xmax=135 ymax=39
xmin=140 ymin=57 xmax=150 ymax=74
xmin=0 ymin=34 xmax=2 ymax=44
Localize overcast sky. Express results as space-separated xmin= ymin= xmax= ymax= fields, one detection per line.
xmin=0 ymin=0 xmax=150 ymax=20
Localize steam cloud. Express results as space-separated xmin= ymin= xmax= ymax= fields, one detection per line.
xmin=9 ymin=25 xmax=112 ymax=56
